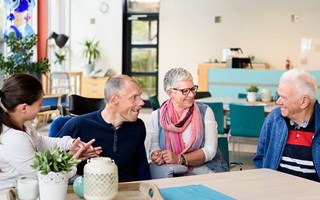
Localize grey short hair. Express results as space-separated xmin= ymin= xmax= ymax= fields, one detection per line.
xmin=279 ymin=68 xmax=318 ymax=103
xmin=163 ymin=68 xmax=193 ymax=91
xmin=104 ymin=75 xmax=139 ymax=102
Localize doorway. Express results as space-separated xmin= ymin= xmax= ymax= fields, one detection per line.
xmin=123 ymin=0 xmax=160 ymax=107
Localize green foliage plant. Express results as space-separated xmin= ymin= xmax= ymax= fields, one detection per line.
xmin=0 ymin=33 xmax=50 ymax=77
xmin=31 ymin=144 xmax=80 ymax=175
xmin=247 ymin=85 xmax=259 ymax=93
xmin=54 ymin=51 xmax=66 ymax=65
xmin=79 ymin=38 xmax=101 ymax=65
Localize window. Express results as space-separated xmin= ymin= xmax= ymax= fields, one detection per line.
xmin=123 ymin=0 xmax=160 ymax=107
xmin=48 ymin=0 xmax=70 ymax=72
xmin=127 ymin=0 xmax=160 ymax=13
xmin=0 ymin=1 xmax=38 ymax=56
xmin=0 ymin=3 xmax=4 ymax=54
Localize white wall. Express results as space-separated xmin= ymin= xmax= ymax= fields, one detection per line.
xmin=68 ymin=0 xmax=320 ymax=103
xmin=69 ymin=0 xmax=123 ymax=75
xmin=158 ymin=0 xmax=320 ymax=103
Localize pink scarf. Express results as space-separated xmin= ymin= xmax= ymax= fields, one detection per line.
xmin=159 ymin=99 xmax=204 ymax=154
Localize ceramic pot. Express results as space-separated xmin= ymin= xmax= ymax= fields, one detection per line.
xmin=73 ymin=176 xmax=84 ymax=198
xmin=261 ymin=88 xmax=272 ymax=102
xmin=83 ymin=64 xmax=94 ymax=75
xmin=84 ymin=157 xmax=118 ymax=200
xmin=247 ymin=92 xmax=257 ymax=102
xmin=38 ymin=171 xmax=68 ymax=200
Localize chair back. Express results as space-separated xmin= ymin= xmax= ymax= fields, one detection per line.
xmin=149 ymin=95 xmax=160 ymax=110
xmin=195 ymin=91 xmax=211 ymax=99
xmin=48 ymin=116 xmax=73 ymax=137
xmin=205 ymin=102 xmax=243 ymax=170
xmin=49 ymin=72 xmax=72 ymax=94
xmin=237 ymin=93 xmax=247 ymax=99
xmin=204 ymin=102 xmax=224 ymax=135
xmin=42 ymin=95 xmax=60 ymax=106
xmin=69 ymin=94 xmax=106 ymax=115
xmin=229 ymin=103 xmax=265 ymax=138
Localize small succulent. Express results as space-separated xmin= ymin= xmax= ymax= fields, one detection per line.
xmin=247 ymin=85 xmax=259 ymax=93
xmin=31 ymin=144 xmax=80 ymax=175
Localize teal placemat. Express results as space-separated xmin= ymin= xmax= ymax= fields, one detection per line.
xmin=160 ymin=184 xmax=235 ymax=200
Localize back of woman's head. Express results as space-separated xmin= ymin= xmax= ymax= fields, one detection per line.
xmin=164 ymin=68 xmax=193 ymax=91
xmin=0 ymin=74 xmax=43 ymax=130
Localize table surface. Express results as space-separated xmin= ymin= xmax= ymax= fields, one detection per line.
xmin=196 ymin=97 xmax=278 ymax=113
xmin=149 ymin=169 xmax=320 ymax=199
xmin=67 ymin=169 xmax=320 ymax=200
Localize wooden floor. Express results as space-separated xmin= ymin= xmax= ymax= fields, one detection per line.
xmin=230 ymin=152 xmax=255 ymax=171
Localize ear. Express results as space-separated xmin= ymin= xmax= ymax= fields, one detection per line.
xmin=301 ymin=95 xmax=310 ymax=109
xmin=166 ymin=89 xmax=174 ymax=97
xmin=17 ymin=103 xmax=28 ymax=114
xmin=109 ymin=94 xmax=119 ymax=106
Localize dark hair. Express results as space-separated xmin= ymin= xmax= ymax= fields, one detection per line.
xmin=0 ymin=73 xmax=43 ymax=132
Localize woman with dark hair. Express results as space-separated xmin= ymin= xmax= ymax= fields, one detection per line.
xmin=0 ymin=74 xmax=101 ymax=192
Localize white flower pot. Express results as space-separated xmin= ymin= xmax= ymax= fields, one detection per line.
xmin=38 ymin=172 xmax=68 ymax=200
xmin=83 ymin=64 xmax=95 ymax=75
xmin=247 ymin=92 xmax=257 ymax=102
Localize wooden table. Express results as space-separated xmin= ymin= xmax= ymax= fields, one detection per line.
xmin=196 ymin=97 xmax=278 ymax=113
xmin=67 ymin=169 xmax=320 ymax=200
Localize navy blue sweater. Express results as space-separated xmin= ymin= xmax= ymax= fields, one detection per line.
xmin=57 ymin=110 xmax=151 ymax=182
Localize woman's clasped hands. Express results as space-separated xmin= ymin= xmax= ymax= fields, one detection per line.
xmin=151 ymin=150 xmax=181 ymax=165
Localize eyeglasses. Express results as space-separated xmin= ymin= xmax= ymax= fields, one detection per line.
xmin=172 ymin=85 xmax=198 ymax=96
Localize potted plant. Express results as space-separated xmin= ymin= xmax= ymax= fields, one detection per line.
xmin=246 ymin=85 xmax=259 ymax=102
xmin=31 ymin=144 xmax=80 ymax=200
xmin=79 ymin=38 xmax=101 ymax=75
xmin=0 ymin=33 xmax=50 ymax=78
xmin=53 ymin=51 xmax=67 ymax=72
xmin=54 ymin=51 xmax=66 ymax=66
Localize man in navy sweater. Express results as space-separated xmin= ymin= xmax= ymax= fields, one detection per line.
xmin=57 ymin=75 xmax=151 ymax=182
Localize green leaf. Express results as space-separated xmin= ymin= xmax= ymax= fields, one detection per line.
xmin=31 ymin=144 xmax=78 ymax=174
xmin=0 ymin=34 xmax=50 ymax=77
xmin=79 ymin=38 xmax=101 ymax=65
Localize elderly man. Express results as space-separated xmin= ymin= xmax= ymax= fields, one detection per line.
xmin=253 ymin=69 xmax=320 ymax=182
xmin=57 ymin=75 xmax=151 ymax=182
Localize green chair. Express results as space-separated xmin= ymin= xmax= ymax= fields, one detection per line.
xmin=229 ymin=103 xmax=265 ymax=164
xmin=204 ymin=102 xmax=224 ymax=134
xmin=237 ymin=93 xmax=247 ymax=99
xmin=218 ymin=137 xmax=232 ymax=169
xmin=149 ymin=95 xmax=160 ymax=110
xmin=205 ymin=102 xmax=242 ymax=170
